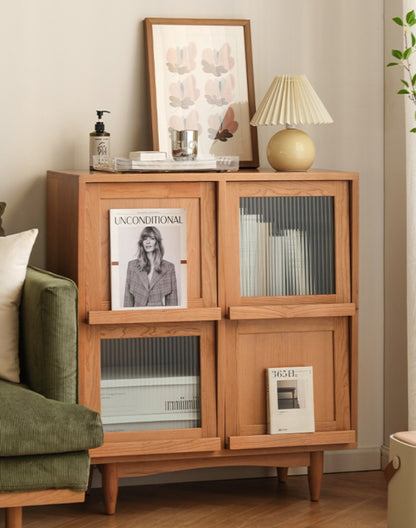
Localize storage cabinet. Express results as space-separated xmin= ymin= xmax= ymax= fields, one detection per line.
xmin=47 ymin=169 xmax=358 ymax=513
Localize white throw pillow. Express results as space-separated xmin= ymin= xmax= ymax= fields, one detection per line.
xmin=0 ymin=229 xmax=38 ymax=383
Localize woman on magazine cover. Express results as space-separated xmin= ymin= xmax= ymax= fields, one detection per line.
xmin=124 ymin=225 xmax=178 ymax=307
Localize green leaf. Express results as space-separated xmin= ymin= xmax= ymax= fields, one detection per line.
xmin=398 ymin=89 xmax=410 ymax=94
xmin=413 ymin=73 xmax=416 ymax=85
xmin=393 ymin=16 xmax=403 ymax=26
xmin=387 ymin=62 xmax=399 ymax=67
xmin=392 ymin=49 xmax=403 ymax=59
xmin=407 ymin=10 xmax=416 ymax=25
xmin=410 ymin=127 xmax=416 ymax=133
xmin=404 ymin=47 xmax=413 ymax=59
xmin=412 ymin=33 xmax=416 ymax=46
xmin=401 ymin=79 xmax=410 ymax=87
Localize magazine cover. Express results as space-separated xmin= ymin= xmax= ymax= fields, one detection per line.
xmin=110 ymin=208 xmax=187 ymax=310
xmin=266 ymin=366 xmax=315 ymax=434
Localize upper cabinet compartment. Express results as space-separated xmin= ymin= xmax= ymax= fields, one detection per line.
xmin=83 ymin=181 xmax=217 ymax=316
xmin=225 ymin=180 xmax=351 ymax=307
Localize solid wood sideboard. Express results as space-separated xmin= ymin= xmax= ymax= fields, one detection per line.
xmin=46 ymin=168 xmax=358 ymax=514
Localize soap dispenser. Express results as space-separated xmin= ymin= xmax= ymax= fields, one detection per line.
xmin=89 ymin=110 xmax=110 ymax=169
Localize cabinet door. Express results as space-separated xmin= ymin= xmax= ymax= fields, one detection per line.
xmin=82 ymin=181 xmax=216 ymax=315
xmin=225 ymin=317 xmax=351 ymax=448
xmin=224 ymin=181 xmax=350 ymax=306
xmin=85 ymin=321 xmax=220 ymax=457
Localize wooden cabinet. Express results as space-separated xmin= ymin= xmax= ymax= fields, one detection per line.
xmin=47 ymin=169 xmax=358 ymax=513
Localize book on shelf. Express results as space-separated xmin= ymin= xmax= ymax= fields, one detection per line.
xmin=129 ymin=150 xmax=167 ymax=161
xmin=239 ymin=213 xmax=314 ymax=297
xmin=109 ymin=208 xmax=187 ymax=310
xmin=266 ymin=366 xmax=315 ymax=434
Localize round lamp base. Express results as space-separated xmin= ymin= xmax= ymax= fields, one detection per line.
xmin=267 ymin=128 xmax=316 ymax=171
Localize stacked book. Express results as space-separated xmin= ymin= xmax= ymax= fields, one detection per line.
xmin=114 ymin=157 xmax=218 ymax=172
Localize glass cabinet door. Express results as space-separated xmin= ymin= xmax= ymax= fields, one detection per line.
xmin=100 ymin=335 xmax=201 ymax=433
xmin=226 ymin=181 xmax=351 ymax=305
xmin=240 ymin=195 xmax=335 ymax=297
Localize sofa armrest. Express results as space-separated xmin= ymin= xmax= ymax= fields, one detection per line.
xmin=19 ymin=266 xmax=78 ymax=403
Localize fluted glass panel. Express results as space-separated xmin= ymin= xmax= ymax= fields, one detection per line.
xmin=239 ymin=196 xmax=334 ymax=296
xmin=100 ymin=336 xmax=200 ymax=432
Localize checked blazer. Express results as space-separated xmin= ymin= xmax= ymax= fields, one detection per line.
xmin=124 ymin=259 xmax=178 ymax=307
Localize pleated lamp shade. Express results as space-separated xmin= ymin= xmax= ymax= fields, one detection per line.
xmin=250 ymin=75 xmax=333 ymax=171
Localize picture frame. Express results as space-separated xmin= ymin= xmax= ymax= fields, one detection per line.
xmin=144 ymin=18 xmax=259 ymax=168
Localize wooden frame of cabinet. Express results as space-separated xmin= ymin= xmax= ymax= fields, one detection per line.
xmin=47 ymin=168 xmax=358 ymax=514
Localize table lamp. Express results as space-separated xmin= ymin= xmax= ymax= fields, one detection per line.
xmin=250 ymin=75 xmax=333 ymax=171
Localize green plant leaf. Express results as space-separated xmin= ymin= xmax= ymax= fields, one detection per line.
xmin=401 ymin=79 xmax=410 ymax=87
xmin=392 ymin=49 xmax=403 ymax=59
xmin=404 ymin=47 xmax=413 ymax=59
xmin=410 ymin=127 xmax=416 ymax=133
xmin=393 ymin=16 xmax=403 ymax=26
xmin=387 ymin=62 xmax=399 ymax=67
xmin=412 ymin=33 xmax=416 ymax=46
xmin=398 ymin=89 xmax=410 ymax=94
xmin=407 ymin=10 xmax=416 ymax=25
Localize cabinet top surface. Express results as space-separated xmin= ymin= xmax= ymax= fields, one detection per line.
xmin=47 ymin=168 xmax=358 ymax=184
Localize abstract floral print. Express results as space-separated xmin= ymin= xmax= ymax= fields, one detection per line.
xmin=166 ymin=43 xmax=197 ymax=74
xmin=169 ymin=75 xmax=200 ymax=109
xmin=167 ymin=40 xmax=238 ymax=144
xmin=201 ymin=43 xmax=235 ymax=76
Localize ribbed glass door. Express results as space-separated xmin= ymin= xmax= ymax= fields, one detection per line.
xmin=239 ymin=196 xmax=335 ymax=297
xmin=100 ymin=336 xmax=201 ymax=432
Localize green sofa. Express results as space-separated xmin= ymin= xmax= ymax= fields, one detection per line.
xmin=0 ymin=266 xmax=103 ymax=528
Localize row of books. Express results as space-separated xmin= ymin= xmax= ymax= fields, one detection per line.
xmin=240 ymin=213 xmax=316 ymax=297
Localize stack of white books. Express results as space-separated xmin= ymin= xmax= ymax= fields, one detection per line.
xmin=114 ymin=157 xmax=217 ymax=171
xmin=128 ymin=151 xmax=167 ymax=161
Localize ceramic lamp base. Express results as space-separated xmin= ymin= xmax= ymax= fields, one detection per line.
xmin=267 ymin=128 xmax=316 ymax=171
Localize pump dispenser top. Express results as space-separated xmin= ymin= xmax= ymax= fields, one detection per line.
xmin=90 ymin=110 xmax=111 ymax=170
xmin=94 ymin=110 xmax=110 ymax=133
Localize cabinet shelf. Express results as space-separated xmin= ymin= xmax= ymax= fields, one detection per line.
xmin=90 ymin=436 xmax=222 ymax=458
xmin=228 ymin=303 xmax=356 ymax=320
xmin=228 ymin=430 xmax=356 ymax=450
xmin=88 ymin=307 xmax=222 ymax=325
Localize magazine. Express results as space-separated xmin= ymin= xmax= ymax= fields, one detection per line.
xmin=266 ymin=366 xmax=315 ymax=434
xmin=110 ymin=208 xmax=187 ymax=310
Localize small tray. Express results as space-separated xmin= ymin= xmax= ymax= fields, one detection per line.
xmin=93 ymin=156 xmax=239 ymax=173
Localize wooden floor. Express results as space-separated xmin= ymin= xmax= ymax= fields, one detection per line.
xmin=1 ymin=471 xmax=387 ymax=528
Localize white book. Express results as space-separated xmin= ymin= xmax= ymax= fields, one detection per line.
xmin=239 ymin=213 xmax=268 ymax=297
xmin=267 ymin=233 xmax=287 ymax=296
xmin=109 ymin=208 xmax=187 ymax=310
xmin=129 ymin=151 xmax=167 ymax=161
xmin=266 ymin=366 xmax=315 ymax=434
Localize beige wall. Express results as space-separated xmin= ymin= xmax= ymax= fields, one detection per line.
xmin=0 ymin=0 xmax=385 ymax=472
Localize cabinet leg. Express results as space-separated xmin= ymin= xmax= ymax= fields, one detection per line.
xmin=5 ymin=507 xmax=22 ymax=528
xmin=101 ymin=463 xmax=119 ymax=515
xmin=277 ymin=467 xmax=289 ymax=483
xmin=308 ymin=451 xmax=324 ymax=502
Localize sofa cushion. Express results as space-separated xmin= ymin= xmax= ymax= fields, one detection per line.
xmin=0 ymin=202 xmax=5 ymax=236
xmin=20 ymin=267 xmax=78 ymax=402
xmin=0 ymin=380 xmax=103 ymax=457
xmin=0 ymin=451 xmax=91 ymax=493
xmin=0 ymin=229 xmax=38 ymax=383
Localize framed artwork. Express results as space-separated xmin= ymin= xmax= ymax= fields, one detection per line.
xmin=144 ymin=18 xmax=259 ymax=168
